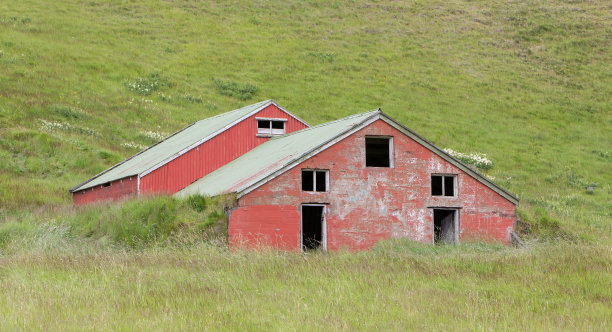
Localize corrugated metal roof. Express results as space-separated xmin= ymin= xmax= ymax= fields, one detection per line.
xmin=71 ymin=100 xmax=275 ymax=192
xmin=176 ymin=110 xmax=381 ymax=198
xmin=176 ymin=110 xmax=519 ymax=205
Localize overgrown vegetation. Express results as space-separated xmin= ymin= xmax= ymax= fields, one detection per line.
xmin=212 ymin=78 xmax=259 ymax=100
xmin=0 ymin=0 xmax=610 ymax=329
xmin=0 ymin=195 xmax=233 ymax=251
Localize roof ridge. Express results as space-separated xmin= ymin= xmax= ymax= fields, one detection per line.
xmin=268 ymin=109 xmax=381 ymax=140
xmin=70 ymin=100 xmax=274 ymax=192
xmin=195 ymin=99 xmax=272 ymax=123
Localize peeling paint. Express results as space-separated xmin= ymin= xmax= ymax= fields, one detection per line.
xmin=232 ymin=119 xmax=517 ymax=250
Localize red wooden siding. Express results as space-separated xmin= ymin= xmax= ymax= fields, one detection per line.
xmin=140 ymin=104 xmax=308 ymax=194
xmin=232 ymin=119 xmax=516 ymax=250
xmin=229 ymin=205 xmax=300 ymax=250
xmin=73 ymin=176 xmax=138 ymax=206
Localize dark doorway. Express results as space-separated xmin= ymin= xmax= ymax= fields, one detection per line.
xmin=302 ymin=205 xmax=325 ymax=251
xmin=433 ymin=209 xmax=457 ymax=244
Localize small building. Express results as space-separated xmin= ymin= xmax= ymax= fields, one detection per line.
xmin=69 ymin=100 xmax=309 ymax=205
xmin=177 ymin=109 xmax=519 ymax=249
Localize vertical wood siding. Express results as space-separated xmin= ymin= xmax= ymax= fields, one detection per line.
xmin=140 ymin=104 xmax=308 ymax=194
xmin=73 ymin=176 xmax=138 ymax=206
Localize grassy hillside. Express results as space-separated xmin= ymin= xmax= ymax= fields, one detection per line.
xmin=0 ymin=0 xmax=610 ymax=329
xmin=1 ymin=0 xmax=610 ymax=237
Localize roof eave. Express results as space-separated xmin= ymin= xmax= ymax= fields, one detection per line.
xmin=138 ymin=100 xmax=310 ymax=179
xmin=377 ymin=112 xmax=519 ymax=205
xmin=234 ymin=110 xmax=382 ymax=198
xmin=70 ymin=99 xmax=308 ymax=193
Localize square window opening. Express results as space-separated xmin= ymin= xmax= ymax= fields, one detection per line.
xmin=302 ymin=169 xmax=328 ymax=192
xmin=257 ymin=120 xmax=269 ymax=129
xmin=431 ymin=175 xmax=456 ymax=197
xmin=365 ymin=137 xmax=392 ymax=167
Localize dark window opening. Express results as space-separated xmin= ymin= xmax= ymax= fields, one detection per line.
xmin=302 ymin=206 xmax=324 ymax=250
xmin=101 ymin=182 xmax=111 ymax=188
xmin=431 ymin=176 xmax=443 ymax=196
xmin=444 ymin=176 xmax=454 ymax=197
xmin=257 ymin=120 xmax=268 ymax=129
xmin=257 ymin=119 xmax=286 ymax=135
xmin=315 ymin=171 xmax=326 ymax=192
xmin=365 ymin=137 xmax=391 ymax=167
xmin=302 ymin=169 xmax=328 ymax=192
xmin=434 ymin=209 xmax=457 ymax=244
xmin=302 ymin=170 xmax=314 ymax=191
xmin=431 ymin=175 xmax=456 ymax=196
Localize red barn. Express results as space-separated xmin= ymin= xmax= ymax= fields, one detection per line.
xmin=177 ymin=109 xmax=519 ymax=249
xmin=70 ymin=100 xmax=309 ymax=205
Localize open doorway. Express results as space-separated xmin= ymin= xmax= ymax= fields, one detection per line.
xmin=433 ymin=209 xmax=458 ymax=244
xmin=301 ymin=205 xmax=326 ymax=251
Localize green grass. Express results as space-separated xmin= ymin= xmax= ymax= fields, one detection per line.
xmin=0 ymin=0 xmax=611 ymax=329
xmin=0 ymin=241 xmax=609 ymax=330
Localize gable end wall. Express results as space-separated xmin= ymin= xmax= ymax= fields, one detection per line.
xmin=140 ymin=104 xmax=309 ymax=195
xmin=231 ymin=119 xmax=517 ymax=250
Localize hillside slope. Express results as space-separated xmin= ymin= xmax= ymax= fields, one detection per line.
xmin=0 ymin=0 xmax=610 ymax=240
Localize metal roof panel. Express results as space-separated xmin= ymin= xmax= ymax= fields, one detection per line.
xmin=71 ymin=100 xmax=275 ymax=192
xmin=175 ymin=110 xmax=381 ymax=197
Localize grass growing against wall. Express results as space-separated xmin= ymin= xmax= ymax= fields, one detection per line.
xmin=0 ymin=0 xmax=611 ymax=328
xmin=0 ymin=195 xmax=234 ymax=252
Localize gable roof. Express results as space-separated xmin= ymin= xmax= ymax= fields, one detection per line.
xmin=70 ymin=100 xmax=308 ymax=192
xmin=176 ymin=110 xmax=519 ymax=205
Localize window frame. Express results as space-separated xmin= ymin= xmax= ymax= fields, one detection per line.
xmin=256 ymin=117 xmax=287 ymax=136
xmin=365 ymin=135 xmax=394 ymax=168
xmin=431 ymin=174 xmax=457 ymax=197
xmin=301 ymin=169 xmax=330 ymax=193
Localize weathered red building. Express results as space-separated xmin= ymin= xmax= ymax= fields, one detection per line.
xmin=178 ymin=110 xmax=519 ymax=250
xmin=70 ymin=100 xmax=309 ymax=205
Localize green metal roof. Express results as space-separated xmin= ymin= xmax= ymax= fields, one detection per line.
xmin=71 ymin=100 xmax=278 ymax=192
xmin=176 ymin=109 xmax=519 ymax=205
xmin=176 ymin=110 xmax=381 ymax=198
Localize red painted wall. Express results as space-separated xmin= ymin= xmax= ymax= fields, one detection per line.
xmin=229 ymin=205 xmax=300 ymax=250
xmin=73 ymin=104 xmax=308 ymax=204
xmin=231 ymin=119 xmax=517 ymax=250
xmin=73 ymin=176 xmax=138 ymax=206
xmin=140 ymin=104 xmax=308 ymax=194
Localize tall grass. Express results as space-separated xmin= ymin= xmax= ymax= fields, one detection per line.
xmin=0 ymin=195 xmax=234 ymax=253
xmin=0 ymin=0 xmax=610 ymax=329
xmin=0 ymin=241 xmax=609 ymax=330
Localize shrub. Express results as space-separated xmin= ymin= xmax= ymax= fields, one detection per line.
xmin=51 ymin=105 xmax=85 ymax=120
xmin=212 ymin=78 xmax=258 ymax=100
xmin=67 ymin=194 xmax=233 ymax=248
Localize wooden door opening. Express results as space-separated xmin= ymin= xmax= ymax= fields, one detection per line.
xmin=433 ymin=209 xmax=458 ymax=244
xmin=301 ymin=205 xmax=326 ymax=251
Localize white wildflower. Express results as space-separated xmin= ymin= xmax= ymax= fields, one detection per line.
xmin=121 ymin=142 xmax=147 ymax=150
xmin=141 ymin=130 xmax=167 ymax=141
xmin=444 ymin=148 xmax=493 ymax=171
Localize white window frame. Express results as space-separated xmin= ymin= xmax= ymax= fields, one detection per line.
xmin=300 ymin=204 xmax=327 ymax=251
xmin=365 ymin=135 xmax=394 ymax=168
xmin=256 ymin=117 xmax=287 ymax=136
xmin=301 ymin=169 xmax=330 ymax=192
xmin=431 ymin=174 xmax=457 ymax=197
